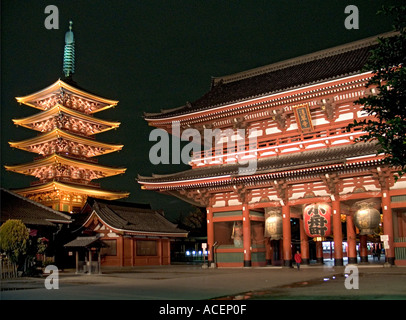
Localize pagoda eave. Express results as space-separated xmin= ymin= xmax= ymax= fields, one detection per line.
xmin=16 ymin=79 xmax=118 ymax=114
xmin=4 ymin=153 xmax=127 ymax=178
xmin=12 ymin=104 xmax=121 ymax=134
xmin=12 ymin=181 xmax=130 ymax=200
xmin=8 ymin=128 xmax=124 ymax=156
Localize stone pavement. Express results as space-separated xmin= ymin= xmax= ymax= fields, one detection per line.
xmin=1 ymin=262 xmax=406 ymax=300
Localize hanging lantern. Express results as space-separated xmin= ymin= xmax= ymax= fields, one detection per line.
xmin=264 ymin=208 xmax=283 ymax=240
xmin=353 ymin=200 xmax=381 ymax=235
xmin=303 ymin=203 xmax=332 ymax=239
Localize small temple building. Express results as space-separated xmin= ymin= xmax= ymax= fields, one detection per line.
xmin=4 ymin=21 xmax=129 ymax=213
xmin=65 ymin=198 xmax=188 ymax=269
xmin=138 ymin=33 xmax=406 ymax=267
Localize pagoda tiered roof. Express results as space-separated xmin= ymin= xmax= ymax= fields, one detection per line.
xmin=8 ymin=128 xmax=124 ymax=156
xmin=13 ymin=181 xmax=129 ymax=201
xmin=4 ymin=153 xmax=126 ymax=178
xmin=5 ymin=22 xmax=129 ymax=211
xmin=16 ymin=79 xmax=118 ymax=114
xmin=12 ymin=104 xmax=120 ymax=134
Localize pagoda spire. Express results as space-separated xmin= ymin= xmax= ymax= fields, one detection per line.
xmin=63 ymin=21 xmax=75 ymax=79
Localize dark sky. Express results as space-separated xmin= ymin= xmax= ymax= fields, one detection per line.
xmin=0 ymin=0 xmax=395 ymax=221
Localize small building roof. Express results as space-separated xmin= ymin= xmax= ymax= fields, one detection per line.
xmin=82 ymin=198 xmax=188 ymax=237
xmin=64 ymin=236 xmax=105 ymax=248
xmin=0 ymin=188 xmax=72 ymax=227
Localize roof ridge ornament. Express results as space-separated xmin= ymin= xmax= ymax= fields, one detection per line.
xmin=63 ymin=20 xmax=75 ymax=79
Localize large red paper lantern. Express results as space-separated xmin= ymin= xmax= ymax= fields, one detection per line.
xmin=303 ymin=203 xmax=332 ymax=238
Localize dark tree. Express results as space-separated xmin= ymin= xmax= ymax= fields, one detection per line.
xmin=348 ymin=4 xmax=406 ymax=179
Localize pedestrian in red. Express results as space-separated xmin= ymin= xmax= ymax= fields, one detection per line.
xmin=294 ymin=251 xmax=302 ymax=271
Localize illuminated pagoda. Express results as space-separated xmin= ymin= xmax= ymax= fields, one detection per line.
xmin=139 ymin=33 xmax=406 ymax=267
xmin=5 ymin=21 xmax=129 ymax=213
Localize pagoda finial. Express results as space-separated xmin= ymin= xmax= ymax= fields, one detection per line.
xmin=63 ymin=20 xmax=75 ymax=79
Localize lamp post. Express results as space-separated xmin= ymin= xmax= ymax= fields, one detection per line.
xmin=202 ymin=243 xmax=208 ymax=269
xmin=210 ymin=242 xmax=218 ymax=268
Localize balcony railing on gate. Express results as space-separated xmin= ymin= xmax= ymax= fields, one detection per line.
xmin=191 ymin=124 xmax=365 ymax=167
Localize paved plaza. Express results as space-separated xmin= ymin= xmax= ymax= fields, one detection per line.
xmin=1 ymin=262 xmax=405 ymax=300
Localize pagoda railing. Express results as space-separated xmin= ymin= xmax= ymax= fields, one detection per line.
xmin=191 ymin=124 xmax=365 ymax=166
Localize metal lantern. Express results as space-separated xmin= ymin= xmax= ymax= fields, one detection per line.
xmin=264 ymin=208 xmax=283 ymax=240
xmin=303 ymin=203 xmax=332 ymax=238
xmin=353 ymin=201 xmax=381 ymax=235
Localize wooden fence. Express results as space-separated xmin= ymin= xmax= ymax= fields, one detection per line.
xmin=0 ymin=257 xmax=18 ymax=279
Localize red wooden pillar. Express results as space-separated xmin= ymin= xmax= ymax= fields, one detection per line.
xmin=382 ymin=190 xmax=395 ymax=265
xmin=207 ymin=208 xmax=214 ymax=265
xmin=282 ymin=204 xmax=292 ymax=267
xmin=299 ymin=218 xmax=309 ymax=264
xmin=242 ymin=205 xmax=251 ymax=267
xmin=130 ymin=238 xmax=135 ymax=266
xmin=346 ymin=214 xmax=357 ymax=264
xmin=158 ymin=239 xmax=163 ymax=265
xmin=265 ymin=238 xmax=272 ymax=265
xmin=359 ymin=234 xmax=368 ymax=263
xmin=332 ymin=198 xmax=344 ymax=266
xmin=316 ymin=240 xmax=324 ymax=264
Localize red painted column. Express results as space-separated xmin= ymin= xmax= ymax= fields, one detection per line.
xmin=359 ymin=235 xmax=368 ymax=263
xmin=265 ymin=238 xmax=272 ymax=265
xmin=332 ymin=198 xmax=344 ymax=266
xmin=243 ymin=205 xmax=251 ymax=267
xmin=207 ymin=208 xmax=214 ymax=265
xmin=316 ymin=240 xmax=324 ymax=264
xmin=299 ymin=218 xmax=309 ymax=264
xmin=282 ymin=204 xmax=292 ymax=267
xmin=382 ymin=190 xmax=395 ymax=265
xmin=346 ymin=214 xmax=357 ymax=264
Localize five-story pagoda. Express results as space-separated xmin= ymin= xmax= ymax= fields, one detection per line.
xmin=5 ymin=21 xmax=129 ymax=213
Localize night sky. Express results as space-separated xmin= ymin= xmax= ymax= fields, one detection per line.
xmin=1 ymin=1 xmax=395 ymax=221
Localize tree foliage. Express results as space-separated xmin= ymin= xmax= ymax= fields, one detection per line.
xmin=348 ymin=4 xmax=406 ymax=179
xmin=0 ymin=219 xmax=29 ymax=265
xmin=175 ymin=207 xmax=206 ymax=236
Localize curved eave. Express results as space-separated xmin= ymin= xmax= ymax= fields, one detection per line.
xmin=84 ymin=211 xmax=188 ymax=238
xmin=12 ymin=104 xmax=121 ymax=133
xmin=13 ymin=181 xmax=130 ymax=200
xmin=16 ymin=79 xmax=118 ymax=113
xmin=5 ymin=153 xmax=127 ymax=177
xmin=8 ymin=128 xmax=124 ymax=156
xmin=144 ymin=71 xmax=373 ymax=126
xmin=138 ymin=156 xmax=385 ymax=191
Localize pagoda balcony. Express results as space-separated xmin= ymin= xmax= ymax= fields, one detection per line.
xmin=30 ymin=177 xmax=101 ymax=188
xmin=190 ymin=124 xmax=365 ymax=167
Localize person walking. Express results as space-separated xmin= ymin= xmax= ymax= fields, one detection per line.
xmin=294 ymin=250 xmax=302 ymax=271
